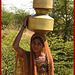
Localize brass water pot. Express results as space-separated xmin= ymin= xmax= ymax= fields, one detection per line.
xmin=28 ymin=14 xmax=54 ymax=33
xmin=33 ymin=0 xmax=53 ymax=9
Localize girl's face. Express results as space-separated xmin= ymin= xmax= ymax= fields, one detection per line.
xmin=31 ymin=38 xmax=44 ymax=53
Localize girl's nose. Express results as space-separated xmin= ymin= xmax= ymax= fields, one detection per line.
xmin=35 ymin=44 xmax=38 ymax=47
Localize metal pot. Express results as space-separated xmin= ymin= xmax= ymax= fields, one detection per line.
xmin=33 ymin=0 xmax=53 ymax=9
xmin=28 ymin=14 xmax=54 ymax=33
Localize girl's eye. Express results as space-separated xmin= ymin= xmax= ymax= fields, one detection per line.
xmin=32 ymin=42 xmax=34 ymax=44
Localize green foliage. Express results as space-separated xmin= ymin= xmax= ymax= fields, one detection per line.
xmin=2 ymin=5 xmax=30 ymax=30
xmin=1 ymin=9 xmax=14 ymax=29
xmin=46 ymin=36 xmax=74 ymax=75
xmin=1 ymin=31 xmax=17 ymax=75
xmin=54 ymin=63 xmax=73 ymax=75
xmin=48 ymin=0 xmax=74 ymax=42
xmin=12 ymin=6 xmax=30 ymax=28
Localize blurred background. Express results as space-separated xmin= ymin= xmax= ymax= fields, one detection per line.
xmin=1 ymin=0 xmax=74 ymax=75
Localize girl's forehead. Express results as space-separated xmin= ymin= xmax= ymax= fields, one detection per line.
xmin=32 ymin=38 xmax=41 ymax=42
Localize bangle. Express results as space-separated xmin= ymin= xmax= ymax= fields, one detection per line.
xmin=22 ymin=25 xmax=26 ymax=28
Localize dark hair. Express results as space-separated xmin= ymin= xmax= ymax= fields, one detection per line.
xmin=31 ymin=36 xmax=44 ymax=46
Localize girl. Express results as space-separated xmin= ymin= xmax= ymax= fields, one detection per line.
xmin=13 ymin=16 xmax=54 ymax=75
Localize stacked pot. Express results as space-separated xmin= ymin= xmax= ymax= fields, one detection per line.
xmin=28 ymin=0 xmax=54 ymax=33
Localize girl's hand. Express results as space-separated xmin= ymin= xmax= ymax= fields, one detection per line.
xmin=23 ymin=15 xmax=31 ymax=27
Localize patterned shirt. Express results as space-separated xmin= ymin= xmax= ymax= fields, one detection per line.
xmin=36 ymin=55 xmax=48 ymax=75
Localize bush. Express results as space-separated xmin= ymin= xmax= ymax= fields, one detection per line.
xmin=1 ymin=30 xmax=30 ymax=75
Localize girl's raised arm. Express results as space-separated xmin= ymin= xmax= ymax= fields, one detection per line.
xmin=12 ymin=15 xmax=30 ymax=57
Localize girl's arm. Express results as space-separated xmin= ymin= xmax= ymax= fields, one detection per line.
xmin=12 ymin=15 xmax=30 ymax=57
